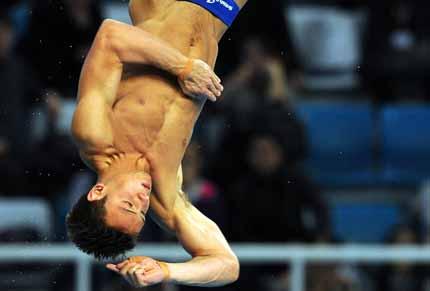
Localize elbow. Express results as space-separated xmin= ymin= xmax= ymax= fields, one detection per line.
xmin=223 ymin=254 xmax=240 ymax=283
xmin=97 ymin=19 xmax=124 ymax=55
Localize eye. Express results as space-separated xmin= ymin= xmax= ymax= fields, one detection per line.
xmin=124 ymin=201 xmax=133 ymax=208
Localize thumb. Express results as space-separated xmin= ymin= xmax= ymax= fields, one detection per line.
xmin=106 ymin=264 xmax=120 ymax=273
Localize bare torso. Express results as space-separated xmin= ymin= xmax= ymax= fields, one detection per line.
xmin=97 ymin=1 xmax=227 ymax=220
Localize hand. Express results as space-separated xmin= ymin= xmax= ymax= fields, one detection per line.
xmin=106 ymin=256 xmax=169 ymax=287
xmin=178 ymin=59 xmax=223 ymax=102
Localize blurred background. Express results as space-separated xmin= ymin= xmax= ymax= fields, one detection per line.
xmin=1 ymin=0 xmax=430 ymax=290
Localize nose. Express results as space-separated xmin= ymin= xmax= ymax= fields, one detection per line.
xmin=137 ymin=192 xmax=149 ymax=203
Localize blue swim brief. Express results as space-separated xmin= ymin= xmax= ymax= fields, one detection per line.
xmin=183 ymin=0 xmax=240 ymax=27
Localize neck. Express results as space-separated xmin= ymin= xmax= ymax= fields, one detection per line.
xmin=97 ymin=153 xmax=150 ymax=183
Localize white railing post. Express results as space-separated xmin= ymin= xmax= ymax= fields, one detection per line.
xmin=290 ymin=258 xmax=305 ymax=291
xmin=0 ymin=243 xmax=429 ymax=291
xmin=76 ymin=257 xmax=92 ymax=291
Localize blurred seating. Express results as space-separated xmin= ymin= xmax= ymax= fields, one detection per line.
xmin=296 ymin=101 xmax=376 ymax=187
xmin=381 ymin=105 xmax=430 ymax=186
xmin=104 ymin=1 xmax=131 ymax=24
xmin=286 ymin=6 xmax=366 ymax=91
xmin=332 ymin=201 xmax=402 ymax=242
xmin=0 ymin=198 xmax=57 ymax=291
xmin=0 ymin=198 xmax=53 ymax=241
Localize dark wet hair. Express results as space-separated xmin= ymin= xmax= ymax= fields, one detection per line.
xmin=66 ymin=194 xmax=137 ymax=260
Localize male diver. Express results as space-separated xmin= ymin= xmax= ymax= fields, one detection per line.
xmin=67 ymin=0 xmax=247 ymax=288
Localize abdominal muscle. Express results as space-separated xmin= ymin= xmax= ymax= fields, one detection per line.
xmin=110 ymin=5 xmax=219 ymax=215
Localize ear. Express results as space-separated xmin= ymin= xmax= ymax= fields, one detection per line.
xmin=87 ymin=183 xmax=107 ymax=201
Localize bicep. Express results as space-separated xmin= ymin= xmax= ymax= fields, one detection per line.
xmin=71 ymin=93 xmax=114 ymax=152
xmin=72 ymin=22 xmax=123 ymax=150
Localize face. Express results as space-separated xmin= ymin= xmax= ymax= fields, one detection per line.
xmin=243 ymin=38 xmax=266 ymax=65
xmin=88 ymin=172 xmax=152 ymax=235
xmin=248 ymin=136 xmax=284 ymax=175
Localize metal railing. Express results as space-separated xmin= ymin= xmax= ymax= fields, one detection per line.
xmin=1 ymin=243 xmax=430 ymax=291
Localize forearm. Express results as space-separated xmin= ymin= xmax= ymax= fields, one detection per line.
xmin=165 ymin=254 xmax=239 ymax=287
xmin=108 ymin=204 xmax=239 ymax=288
xmin=165 ymin=202 xmax=239 ymax=287
xmin=101 ymin=19 xmax=189 ymax=76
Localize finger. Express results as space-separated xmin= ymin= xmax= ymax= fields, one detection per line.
xmin=120 ymin=262 xmax=137 ymax=277
xmin=123 ymin=264 xmax=141 ymax=287
xmin=211 ymin=83 xmax=222 ymax=97
xmin=127 ymin=264 xmax=141 ymax=277
xmin=213 ymin=73 xmax=221 ymax=83
xmin=180 ymin=84 xmax=197 ymax=99
xmin=119 ymin=265 xmax=136 ymax=287
xmin=117 ymin=260 xmax=129 ymax=269
xmin=106 ymin=264 xmax=120 ymax=273
xmin=128 ymin=265 xmax=141 ymax=287
xmin=187 ymin=91 xmax=198 ymax=99
xmin=207 ymin=83 xmax=219 ymax=97
xmin=133 ymin=268 xmax=148 ymax=287
xmin=205 ymin=90 xmax=217 ymax=102
xmin=211 ymin=76 xmax=223 ymax=92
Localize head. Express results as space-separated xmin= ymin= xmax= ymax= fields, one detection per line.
xmin=66 ymin=172 xmax=152 ymax=259
xmin=246 ymin=134 xmax=285 ymax=176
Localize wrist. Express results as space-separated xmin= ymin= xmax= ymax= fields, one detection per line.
xmin=177 ymin=58 xmax=194 ymax=80
xmin=158 ymin=261 xmax=171 ymax=282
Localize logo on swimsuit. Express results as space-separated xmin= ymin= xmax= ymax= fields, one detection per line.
xmin=206 ymin=0 xmax=233 ymax=11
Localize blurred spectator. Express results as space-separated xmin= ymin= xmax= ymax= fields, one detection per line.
xmin=0 ymin=12 xmax=40 ymax=195
xmin=217 ymin=0 xmax=299 ymax=76
xmin=21 ymin=89 xmax=83 ymax=215
xmin=0 ymin=12 xmax=38 ymax=154
xmin=414 ymin=181 xmax=430 ymax=243
xmin=362 ymin=0 xmax=430 ymax=101
xmin=228 ymin=132 xmax=329 ymax=242
xmin=227 ymin=132 xmax=329 ymax=291
xmin=182 ymin=141 xmax=228 ymax=230
xmin=306 ymin=264 xmax=353 ymax=291
xmin=18 ymin=0 xmax=103 ymax=95
xmin=207 ymin=37 xmax=306 ymax=190
xmin=376 ymin=224 xmax=427 ymax=291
